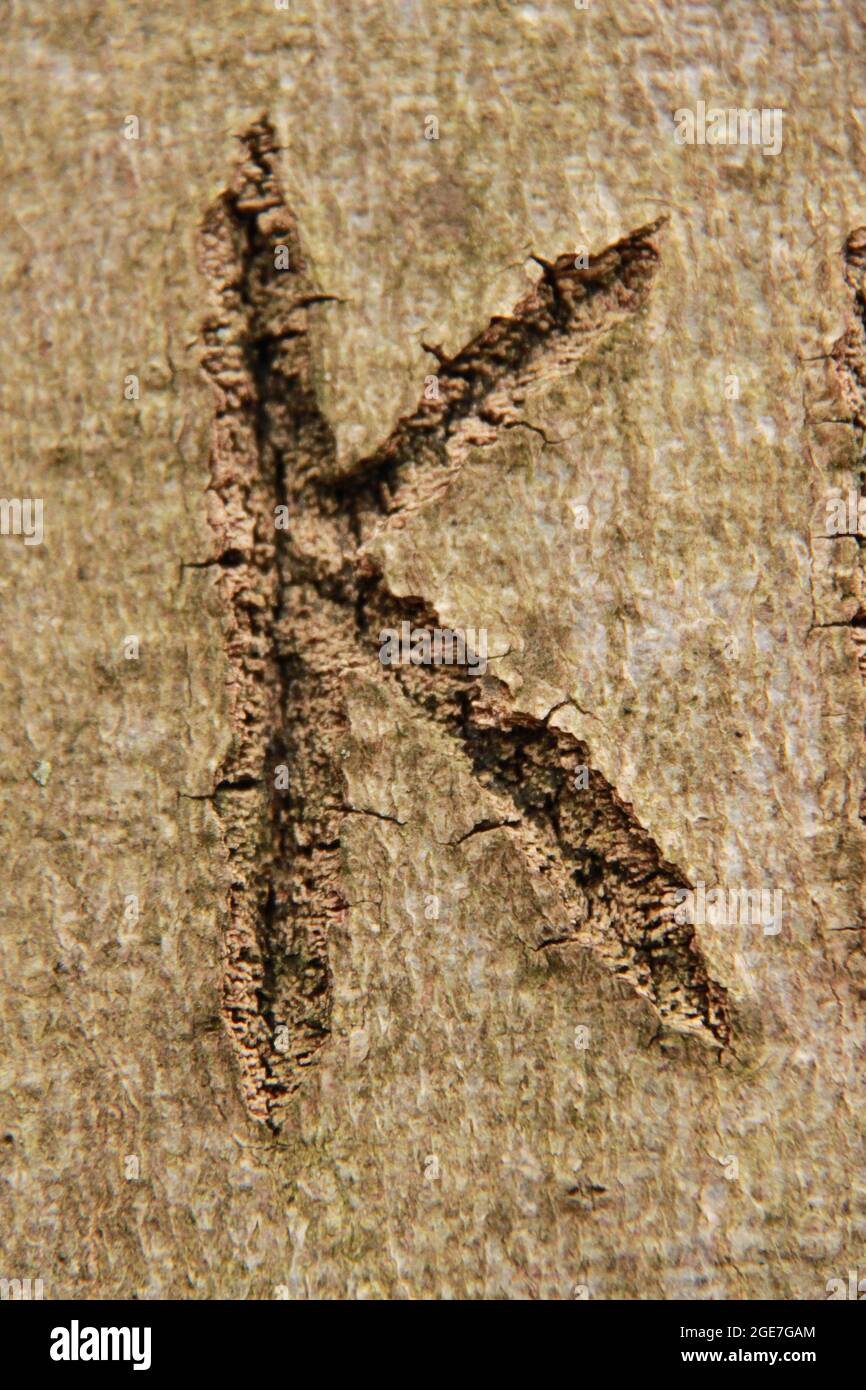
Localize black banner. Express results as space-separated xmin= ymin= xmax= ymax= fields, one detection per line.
xmin=1 ymin=1298 xmax=858 ymax=1376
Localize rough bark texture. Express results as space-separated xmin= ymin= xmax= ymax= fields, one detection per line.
xmin=2 ymin=0 xmax=866 ymax=1300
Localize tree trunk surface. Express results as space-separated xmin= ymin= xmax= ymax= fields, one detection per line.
xmin=2 ymin=0 xmax=866 ymax=1299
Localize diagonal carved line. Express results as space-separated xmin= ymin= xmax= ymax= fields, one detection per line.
xmin=196 ymin=116 xmax=730 ymax=1130
xmin=336 ymin=216 xmax=668 ymax=535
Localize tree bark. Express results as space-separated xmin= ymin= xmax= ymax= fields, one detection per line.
xmin=2 ymin=0 xmax=866 ymax=1299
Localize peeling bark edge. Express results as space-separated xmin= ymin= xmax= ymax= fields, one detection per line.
xmin=197 ymin=117 xmax=730 ymax=1129
xmin=829 ymin=227 xmax=866 ymax=825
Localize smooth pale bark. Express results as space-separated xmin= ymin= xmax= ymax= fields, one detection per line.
xmin=1 ymin=1 xmax=865 ymax=1298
